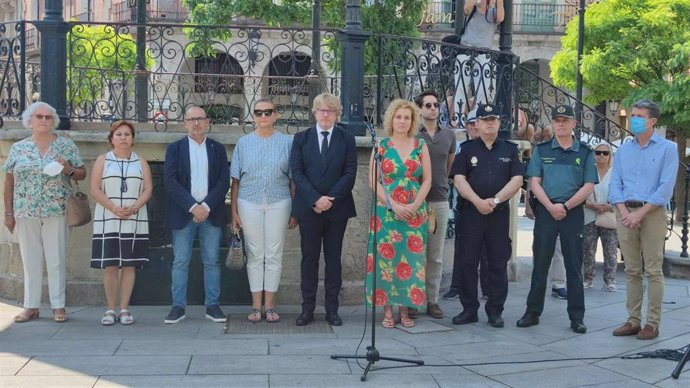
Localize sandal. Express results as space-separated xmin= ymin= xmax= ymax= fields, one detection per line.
xmin=118 ymin=309 xmax=134 ymax=325
xmin=265 ymin=309 xmax=280 ymax=323
xmin=101 ymin=310 xmax=117 ymax=326
xmin=53 ymin=308 xmax=69 ymax=323
xmin=247 ymin=308 xmax=262 ymax=323
xmin=382 ymin=316 xmax=396 ymax=329
xmin=14 ymin=308 xmax=39 ymax=323
xmin=400 ymin=316 xmax=415 ymax=328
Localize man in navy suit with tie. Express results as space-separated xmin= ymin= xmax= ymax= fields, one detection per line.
xmin=163 ymin=106 xmax=230 ymax=324
xmin=290 ymin=93 xmax=358 ymax=326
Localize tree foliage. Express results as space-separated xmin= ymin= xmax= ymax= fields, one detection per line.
xmin=67 ymin=24 xmax=154 ymax=109
xmin=550 ymin=0 xmax=690 ymax=129
xmin=181 ymin=0 xmax=425 ymax=71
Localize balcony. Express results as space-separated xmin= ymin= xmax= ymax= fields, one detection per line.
xmin=111 ymin=1 xmax=189 ymax=23
xmin=421 ymin=1 xmax=578 ymax=35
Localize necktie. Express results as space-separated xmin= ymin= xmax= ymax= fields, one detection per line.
xmin=321 ymin=130 xmax=329 ymax=164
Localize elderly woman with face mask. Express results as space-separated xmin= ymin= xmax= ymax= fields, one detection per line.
xmin=3 ymin=102 xmax=87 ymax=323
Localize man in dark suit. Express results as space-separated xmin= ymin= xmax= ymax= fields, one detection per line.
xmin=163 ymin=106 xmax=230 ymax=324
xmin=290 ymin=93 xmax=358 ymax=326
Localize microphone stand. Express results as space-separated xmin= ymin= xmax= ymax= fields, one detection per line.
xmin=331 ymin=122 xmax=424 ymax=382
xmin=671 ymin=344 xmax=690 ymax=379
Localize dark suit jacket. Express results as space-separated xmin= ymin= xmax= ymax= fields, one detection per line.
xmin=290 ymin=126 xmax=357 ymax=221
xmin=164 ymin=136 xmax=230 ymax=230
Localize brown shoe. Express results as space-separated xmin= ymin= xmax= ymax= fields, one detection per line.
xmin=612 ymin=322 xmax=641 ymax=336
xmin=637 ymin=324 xmax=659 ymax=340
xmin=426 ymin=303 xmax=444 ymax=319
xmin=407 ymin=308 xmax=418 ymax=320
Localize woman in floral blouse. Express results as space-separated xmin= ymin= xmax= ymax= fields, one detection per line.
xmin=3 ymin=102 xmax=87 ymax=323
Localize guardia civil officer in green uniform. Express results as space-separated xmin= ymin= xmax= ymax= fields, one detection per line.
xmin=517 ymin=105 xmax=596 ymax=334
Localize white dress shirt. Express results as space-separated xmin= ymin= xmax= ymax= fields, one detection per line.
xmin=316 ymin=125 xmax=333 ymax=153
xmin=188 ymin=136 xmax=209 ymax=212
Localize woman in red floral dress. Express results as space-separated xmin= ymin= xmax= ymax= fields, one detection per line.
xmin=365 ymin=99 xmax=432 ymax=329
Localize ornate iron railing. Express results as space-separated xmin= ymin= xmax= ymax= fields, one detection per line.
xmin=0 ymin=22 xmax=33 ymax=128
xmin=63 ymin=22 xmax=340 ymax=133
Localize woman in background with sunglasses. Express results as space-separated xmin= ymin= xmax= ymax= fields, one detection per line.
xmin=90 ymin=120 xmax=152 ymax=325
xmin=582 ymin=143 xmax=619 ymax=292
xmin=3 ymin=102 xmax=86 ymax=323
xmin=231 ymin=98 xmax=296 ymax=323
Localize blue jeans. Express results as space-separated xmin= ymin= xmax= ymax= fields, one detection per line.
xmin=171 ymin=220 xmax=222 ymax=307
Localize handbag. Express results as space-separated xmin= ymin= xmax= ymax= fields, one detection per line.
xmin=595 ymin=211 xmax=617 ymax=229
xmin=593 ymin=191 xmax=616 ymax=229
xmin=225 ymin=228 xmax=246 ymax=270
xmin=66 ymin=181 xmax=92 ymax=227
xmin=427 ymin=204 xmax=437 ymax=234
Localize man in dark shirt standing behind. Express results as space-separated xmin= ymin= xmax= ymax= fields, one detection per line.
xmin=411 ymin=91 xmax=457 ymax=319
xmin=449 ymin=104 xmax=524 ymax=328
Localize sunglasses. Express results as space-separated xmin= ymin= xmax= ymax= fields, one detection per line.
xmin=595 ymin=150 xmax=610 ymax=156
xmin=33 ymin=114 xmax=53 ymax=121
xmin=424 ymin=102 xmax=440 ymax=109
xmin=120 ymin=178 xmax=128 ymax=193
xmin=253 ymin=109 xmax=275 ymax=117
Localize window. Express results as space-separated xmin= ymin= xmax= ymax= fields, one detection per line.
xmin=194 ymin=53 xmax=244 ymax=94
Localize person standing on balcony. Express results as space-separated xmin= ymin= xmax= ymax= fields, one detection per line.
xmin=450 ymin=104 xmax=523 ymax=328
xmin=609 ymin=99 xmax=678 ymax=340
xmin=453 ymin=0 xmax=505 ymax=113
xmin=163 ymin=106 xmax=230 ymax=324
xmin=290 ymin=93 xmax=357 ymax=327
xmin=406 ymin=91 xmax=457 ymax=320
xmin=517 ymin=104 xmax=596 ymax=334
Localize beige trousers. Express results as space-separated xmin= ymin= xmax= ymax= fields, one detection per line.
xmin=15 ymin=216 xmax=68 ymax=309
xmin=616 ymin=206 xmax=666 ymax=328
xmin=426 ymin=201 xmax=451 ymax=304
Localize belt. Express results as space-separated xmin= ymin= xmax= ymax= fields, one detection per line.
xmin=624 ymin=200 xmax=646 ymax=209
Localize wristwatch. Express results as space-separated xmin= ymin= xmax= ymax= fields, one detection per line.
xmin=68 ymin=168 xmax=75 ymax=177
xmin=492 ymin=197 xmax=500 ymax=205
xmin=563 ymin=203 xmax=569 ymax=212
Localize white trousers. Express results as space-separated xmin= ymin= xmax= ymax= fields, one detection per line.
xmin=549 ymin=236 xmax=567 ymax=288
xmin=453 ymin=52 xmax=496 ymax=111
xmin=426 ymin=201 xmax=450 ymax=304
xmin=15 ymin=217 xmax=68 ymax=308
xmin=237 ymin=198 xmax=291 ymax=292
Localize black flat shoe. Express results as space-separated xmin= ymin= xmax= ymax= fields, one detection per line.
xmin=571 ymin=320 xmax=587 ymax=334
xmin=325 ymin=312 xmax=342 ymax=326
xmin=295 ymin=312 xmax=314 ymax=326
xmin=488 ymin=315 xmax=504 ymax=328
xmin=516 ymin=313 xmax=540 ymax=328
xmin=452 ymin=311 xmax=479 ymax=325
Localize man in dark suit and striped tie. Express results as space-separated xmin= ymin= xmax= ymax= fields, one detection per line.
xmin=290 ymin=93 xmax=358 ymax=326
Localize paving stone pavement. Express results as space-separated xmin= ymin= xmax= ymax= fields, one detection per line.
xmin=1 ymin=210 xmax=690 ymax=387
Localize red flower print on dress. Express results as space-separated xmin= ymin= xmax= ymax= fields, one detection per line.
xmin=406 ymin=234 xmax=424 ymax=254
xmin=378 ymin=242 xmax=395 ymax=260
xmin=369 ymin=216 xmax=382 ymax=232
xmin=395 ymin=261 xmax=412 ymax=281
xmin=404 ymin=159 xmax=417 ymax=174
xmin=392 ymin=186 xmax=409 ymax=203
xmin=383 ymin=176 xmax=394 ymax=185
xmin=374 ymin=289 xmax=387 ymax=306
xmin=407 ymin=213 xmax=424 ymax=229
xmin=409 ymin=286 xmax=426 ymax=306
xmin=366 ymin=254 xmax=374 ymax=273
xmin=381 ymin=158 xmax=395 ymax=174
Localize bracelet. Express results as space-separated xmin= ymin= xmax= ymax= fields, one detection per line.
xmin=68 ymin=168 xmax=75 ymax=177
xmin=563 ymin=203 xmax=569 ymax=212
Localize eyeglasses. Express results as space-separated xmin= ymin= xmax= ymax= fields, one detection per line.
xmin=595 ymin=150 xmax=610 ymax=156
xmin=316 ymin=108 xmax=337 ymax=115
xmin=184 ymin=116 xmax=208 ymax=123
xmin=424 ymin=102 xmax=440 ymax=109
xmin=33 ymin=114 xmax=53 ymax=121
xmin=253 ymin=109 xmax=275 ymax=117
xmin=120 ymin=178 xmax=128 ymax=193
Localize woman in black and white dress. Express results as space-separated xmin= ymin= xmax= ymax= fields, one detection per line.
xmin=90 ymin=120 xmax=152 ymax=325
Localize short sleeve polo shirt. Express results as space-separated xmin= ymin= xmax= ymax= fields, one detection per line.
xmin=450 ymin=138 xmax=525 ymax=199
xmin=526 ymin=137 xmax=598 ymax=203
